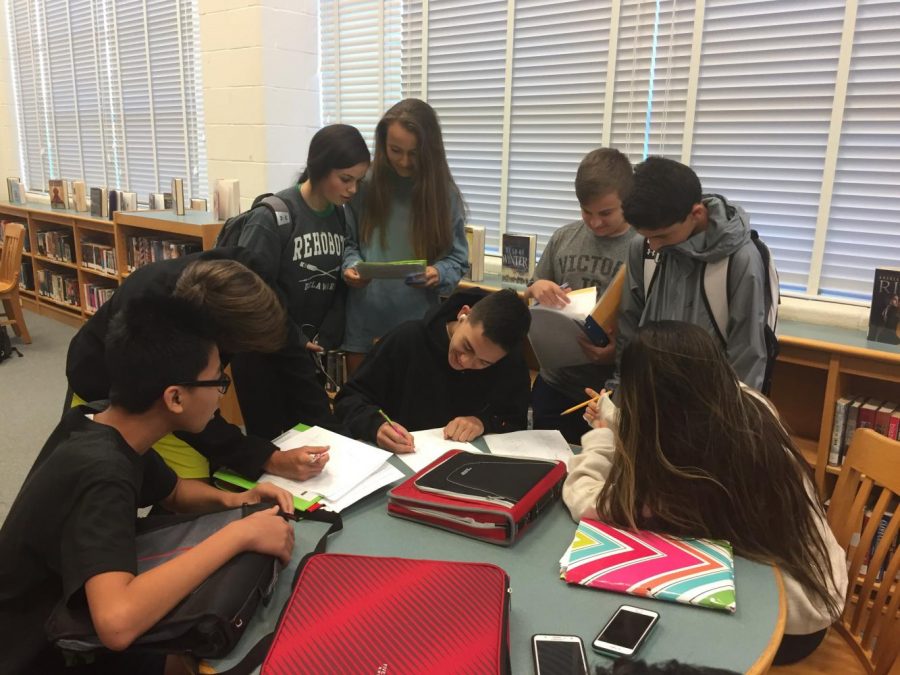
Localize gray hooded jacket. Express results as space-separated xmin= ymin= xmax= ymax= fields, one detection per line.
xmin=614 ymin=194 xmax=768 ymax=390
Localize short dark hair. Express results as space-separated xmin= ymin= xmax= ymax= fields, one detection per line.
xmin=106 ymin=295 xmax=217 ymax=413
xmin=575 ymin=148 xmax=634 ymax=204
xmin=299 ymin=124 xmax=371 ymax=185
xmin=622 ymin=156 xmax=702 ymax=231
xmin=466 ymin=289 xmax=531 ymax=353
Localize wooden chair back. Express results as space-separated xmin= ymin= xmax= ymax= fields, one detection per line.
xmin=827 ymin=428 xmax=900 ymax=675
xmin=0 ymin=222 xmax=25 ymax=288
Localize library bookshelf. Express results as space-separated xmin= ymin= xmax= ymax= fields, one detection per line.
xmin=0 ymin=199 xmax=222 ymax=328
xmin=770 ymin=320 xmax=900 ymax=498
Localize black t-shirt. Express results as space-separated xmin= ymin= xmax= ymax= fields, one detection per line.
xmin=0 ymin=407 xmax=177 ymax=673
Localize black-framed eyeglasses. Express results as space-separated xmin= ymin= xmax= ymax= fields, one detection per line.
xmin=176 ymin=373 xmax=231 ymax=395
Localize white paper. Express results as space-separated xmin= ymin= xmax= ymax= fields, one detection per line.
xmin=320 ymin=462 xmax=405 ymax=512
xmin=396 ymin=428 xmax=482 ymax=473
xmin=554 ymin=286 xmax=598 ymax=319
xmin=483 ymin=429 xmax=574 ymax=467
xmin=260 ymin=426 xmax=392 ymax=502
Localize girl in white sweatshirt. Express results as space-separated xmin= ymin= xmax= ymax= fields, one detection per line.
xmin=563 ymin=321 xmax=847 ymax=666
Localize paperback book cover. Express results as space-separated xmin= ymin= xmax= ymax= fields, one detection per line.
xmin=149 ymin=192 xmax=166 ymax=210
xmin=867 ymin=267 xmax=900 ymax=345
xmin=500 ymin=232 xmax=536 ymax=285
xmin=171 ymin=178 xmax=185 ymax=215
xmin=190 ymin=197 xmax=208 ymax=212
xmin=464 ymin=224 xmax=485 ymax=282
xmin=72 ymin=181 xmax=88 ymax=212
xmin=7 ymin=178 xmax=25 ymax=205
xmin=48 ymin=179 xmax=68 ymax=210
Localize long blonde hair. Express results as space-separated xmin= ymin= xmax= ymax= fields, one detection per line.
xmin=361 ymin=98 xmax=463 ymax=261
xmin=598 ymin=321 xmax=841 ymax=620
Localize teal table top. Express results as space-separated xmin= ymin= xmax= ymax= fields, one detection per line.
xmin=207 ymin=442 xmax=783 ymax=674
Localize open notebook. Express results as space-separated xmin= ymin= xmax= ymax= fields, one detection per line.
xmin=560 ymin=519 xmax=736 ymax=613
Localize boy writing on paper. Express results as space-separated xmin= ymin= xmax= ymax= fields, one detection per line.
xmin=334 ymin=289 xmax=532 ymax=453
xmin=525 ymin=148 xmax=640 ymax=443
xmin=0 ymin=296 xmax=295 ymax=674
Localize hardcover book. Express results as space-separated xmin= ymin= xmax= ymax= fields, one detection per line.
xmin=48 ymin=179 xmax=67 ymax=210
xmin=171 ymin=178 xmax=185 ymax=215
xmin=500 ymin=232 xmax=536 ymax=285
xmin=149 ymin=192 xmax=166 ymax=210
xmin=214 ymin=178 xmax=240 ymax=220
xmin=867 ymin=267 xmax=900 ymax=345
xmin=120 ymin=191 xmax=138 ymax=212
xmin=7 ymin=178 xmax=25 ymax=205
xmin=72 ymin=181 xmax=88 ymax=212
xmin=190 ymin=197 xmax=208 ymax=212
xmin=464 ymin=224 xmax=485 ymax=282
xmin=829 ymin=396 xmax=853 ymax=466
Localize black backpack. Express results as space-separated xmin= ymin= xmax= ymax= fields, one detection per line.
xmin=215 ymin=192 xmax=348 ymax=250
xmin=215 ymin=193 xmax=295 ymax=249
xmin=0 ymin=325 xmax=23 ymax=363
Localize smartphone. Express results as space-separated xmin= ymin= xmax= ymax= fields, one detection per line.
xmin=592 ymin=605 xmax=659 ymax=657
xmin=532 ymin=634 xmax=588 ymax=675
xmin=582 ymin=315 xmax=610 ymax=347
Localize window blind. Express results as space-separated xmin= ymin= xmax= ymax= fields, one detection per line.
xmin=820 ymin=0 xmax=900 ymax=300
xmin=7 ymin=0 xmax=207 ymax=201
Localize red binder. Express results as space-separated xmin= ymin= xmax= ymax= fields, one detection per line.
xmin=387 ymin=449 xmax=567 ymax=545
xmin=261 ymin=554 xmax=511 ymax=675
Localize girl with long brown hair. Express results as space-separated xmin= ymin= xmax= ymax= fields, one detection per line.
xmin=563 ymin=321 xmax=846 ymax=665
xmin=341 ymin=99 xmax=468 ymax=371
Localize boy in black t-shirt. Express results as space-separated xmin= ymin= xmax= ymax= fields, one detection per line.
xmin=0 ymin=296 xmax=295 ymax=674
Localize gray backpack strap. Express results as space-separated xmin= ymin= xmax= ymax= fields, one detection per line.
xmin=256 ymin=195 xmax=294 ymax=249
xmin=701 ymin=258 xmax=730 ymax=347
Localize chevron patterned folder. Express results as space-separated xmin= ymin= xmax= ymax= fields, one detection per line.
xmin=560 ymin=519 xmax=736 ymax=613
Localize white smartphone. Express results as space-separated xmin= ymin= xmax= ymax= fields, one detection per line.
xmin=532 ymin=634 xmax=589 ymax=675
xmin=592 ymin=604 xmax=659 ymax=657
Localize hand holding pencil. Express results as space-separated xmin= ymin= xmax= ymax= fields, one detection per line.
xmin=560 ymin=387 xmax=610 ymax=429
xmin=376 ymin=409 xmax=416 ymax=454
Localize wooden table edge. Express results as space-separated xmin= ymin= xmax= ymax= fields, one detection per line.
xmin=747 ymin=565 xmax=787 ymax=674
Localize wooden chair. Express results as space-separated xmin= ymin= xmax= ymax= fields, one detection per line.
xmin=0 ymin=221 xmax=31 ymax=344
xmin=772 ymin=428 xmax=900 ymax=675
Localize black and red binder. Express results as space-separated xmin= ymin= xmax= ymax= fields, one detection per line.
xmin=388 ymin=449 xmax=567 ymax=545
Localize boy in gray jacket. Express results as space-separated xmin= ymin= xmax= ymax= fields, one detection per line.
xmin=616 ymin=156 xmax=768 ymax=391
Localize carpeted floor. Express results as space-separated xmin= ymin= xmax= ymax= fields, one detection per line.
xmin=0 ymin=309 xmax=77 ymax=525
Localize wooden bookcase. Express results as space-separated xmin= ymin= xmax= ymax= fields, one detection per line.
xmin=770 ymin=320 xmax=900 ymax=498
xmin=0 ymin=199 xmax=221 ymax=328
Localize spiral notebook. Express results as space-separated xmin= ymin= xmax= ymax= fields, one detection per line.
xmin=560 ymin=519 xmax=737 ymax=613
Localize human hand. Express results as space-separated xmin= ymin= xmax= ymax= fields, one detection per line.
xmin=443 ymin=416 xmax=485 ymax=442
xmin=408 ymin=266 xmax=440 ymax=288
xmin=232 ymin=481 xmax=295 ymax=514
xmin=305 ymin=341 xmax=324 ymax=353
xmin=528 ymin=279 xmax=570 ymax=308
xmin=264 ymin=446 xmax=330 ymax=481
xmin=376 ymin=421 xmax=416 ymax=454
xmin=576 ymin=328 xmax=616 ymax=364
xmin=233 ymin=505 xmax=295 ymax=565
xmin=582 ymin=387 xmax=608 ymax=429
xmin=343 ymin=266 xmax=371 ymax=288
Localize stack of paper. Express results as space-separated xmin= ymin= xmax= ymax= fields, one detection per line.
xmin=483 ymin=429 xmax=574 ymax=467
xmin=260 ymin=426 xmax=403 ymax=513
xmin=395 ymin=428 xmax=482 ymax=473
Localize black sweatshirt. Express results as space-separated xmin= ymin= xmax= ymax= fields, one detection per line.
xmin=65 ymin=247 xmax=333 ymax=479
xmin=335 ymin=291 xmax=531 ymax=443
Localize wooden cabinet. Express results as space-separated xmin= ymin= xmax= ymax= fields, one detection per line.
xmin=0 ymin=199 xmax=221 ymax=327
xmin=771 ymin=320 xmax=900 ymax=497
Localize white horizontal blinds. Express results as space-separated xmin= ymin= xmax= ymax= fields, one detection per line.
xmin=7 ymin=0 xmax=44 ymax=190
xmin=820 ymin=0 xmax=900 ymax=300
xmin=320 ymin=0 xmax=402 ymax=147
xmin=401 ymin=0 xmax=423 ymax=100
xmin=70 ymin=0 xmax=106 ymax=187
xmin=689 ymin=0 xmax=845 ymax=294
xmin=7 ymin=0 xmax=206 ymax=199
xmin=505 ymin=0 xmax=610 ymax=253
xmin=609 ymin=0 xmax=694 ymax=163
xmin=426 ymin=0 xmax=507 ymax=251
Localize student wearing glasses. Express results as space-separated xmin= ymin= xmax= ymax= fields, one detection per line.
xmin=66 ymin=250 xmax=332 ymax=482
xmin=1 ymin=296 xmax=296 ymax=674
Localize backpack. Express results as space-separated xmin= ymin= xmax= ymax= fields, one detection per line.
xmin=0 ymin=325 xmax=23 ymax=363
xmin=215 ymin=192 xmax=348 ymax=249
xmin=643 ymin=228 xmax=780 ymax=394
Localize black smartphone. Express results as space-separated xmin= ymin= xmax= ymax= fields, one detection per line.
xmin=532 ymin=634 xmax=589 ymax=675
xmin=592 ymin=604 xmax=659 ymax=658
xmin=582 ymin=315 xmax=610 ymax=347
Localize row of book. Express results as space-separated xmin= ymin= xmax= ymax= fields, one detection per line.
xmin=829 ymin=396 xmax=899 ymax=466
xmin=83 ymin=282 xmax=115 ymax=314
xmin=36 ymin=229 xmax=75 ymax=263
xmin=858 ymin=508 xmax=898 ymax=584
xmin=126 ymin=235 xmax=200 ymax=272
xmin=37 ymin=268 xmax=79 ymax=307
xmin=81 ymin=241 xmax=118 ymax=275
xmin=19 ymin=259 xmax=33 ymax=291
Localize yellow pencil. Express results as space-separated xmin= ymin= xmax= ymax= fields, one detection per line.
xmin=560 ymin=391 xmax=610 ymax=416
